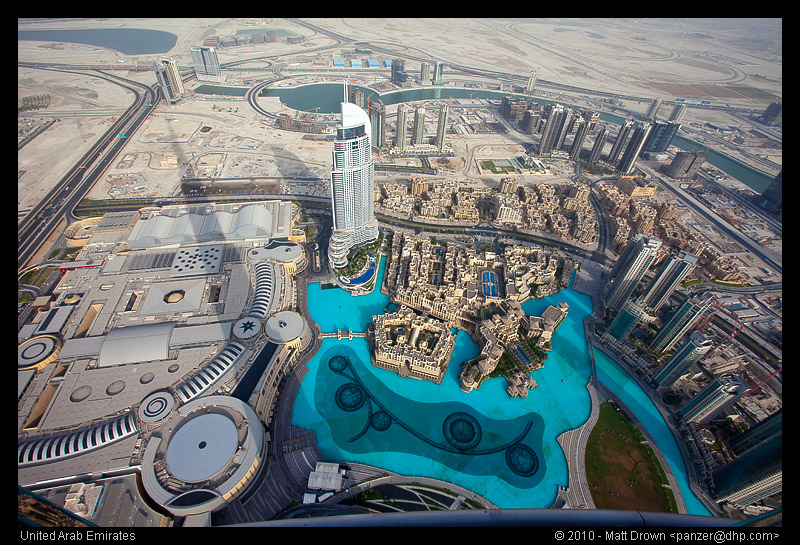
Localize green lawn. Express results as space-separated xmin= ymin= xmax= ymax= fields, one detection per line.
xmin=585 ymin=402 xmax=677 ymax=513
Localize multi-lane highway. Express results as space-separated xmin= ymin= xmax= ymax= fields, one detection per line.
xmin=17 ymin=66 xmax=158 ymax=271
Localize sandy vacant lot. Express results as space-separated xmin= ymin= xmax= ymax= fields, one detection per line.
xmin=19 ymin=18 xmax=780 ymax=215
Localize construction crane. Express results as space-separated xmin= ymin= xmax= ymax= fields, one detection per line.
xmin=702 ymin=319 xmax=743 ymax=361
xmin=696 ymin=299 xmax=724 ymax=331
xmin=741 ymin=365 xmax=782 ymax=398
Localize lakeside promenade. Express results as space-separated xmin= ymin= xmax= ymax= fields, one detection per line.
xmin=568 ymin=257 xmax=718 ymax=516
xmin=556 ymin=257 xmax=689 ymax=512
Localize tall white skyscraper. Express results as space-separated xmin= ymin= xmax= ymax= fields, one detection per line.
xmin=328 ymin=84 xmax=379 ymax=269
xmin=190 ymin=46 xmax=223 ymax=83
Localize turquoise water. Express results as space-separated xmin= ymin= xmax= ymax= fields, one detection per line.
xmin=293 ymin=258 xmax=712 ymax=512
xmin=294 ymin=258 xmax=596 ymax=508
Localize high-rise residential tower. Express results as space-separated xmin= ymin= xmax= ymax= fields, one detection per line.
xmin=327 ymin=85 xmax=379 ymax=269
xmin=643 ymin=121 xmax=680 ymax=153
xmin=435 ymin=103 xmax=449 ymax=152
xmin=608 ymin=120 xmax=633 ymax=164
xmin=413 ymin=105 xmax=426 ymax=145
xmin=729 ymin=409 xmax=782 ymax=456
xmin=603 ymin=233 xmax=662 ymax=311
xmin=617 ymin=122 xmax=652 ymax=175
xmin=526 ymin=70 xmax=537 ymax=94
xmin=396 ymin=104 xmax=408 ymax=153
xmin=588 ymin=127 xmax=607 ymax=164
xmin=538 ymin=104 xmax=566 ymax=156
xmin=570 ymin=121 xmax=589 ymax=161
xmin=669 ymin=103 xmax=687 ymax=123
xmin=555 ymin=107 xmax=574 ymax=151
xmin=677 ymin=374 xmax=749 ymax=424
xmin=419 ymin=62 xmax=432 ymax=84
xmin=652 ymin=331 xmax=714 ymax=388
xmin=712 ymin=435 xmax=782 ymax=507
xmin=646 ymin=98 xmax=661 ymax=120
xmin=649 ymin=292 xmax=715 ymax=354
xmin=368 ymin=99 xmax=386 ymax=149
xmin=154 ymin=58 xmax=185 ymax=103
xmin=664 ymin=150 xmax=707 ymax=179
xmin=433 ymin=61 xmax=444 ymax=85
xmin=605 ymin=298 xmax=646 ymax=341
xmin=391 ymin=59 xmax=407 ymax=85
xmin=190 ymin=46 xmax=223 ymax=83
xmin=642 ymin=251 xmax=698 ymax=311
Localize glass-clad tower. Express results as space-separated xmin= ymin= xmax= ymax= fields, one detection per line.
xmin=603 ymin=233 xmax=662 ymax=312
xmin=713 ymin=435 xmax=782 ymax=507
xmin=154 ymin=58 xmax=185 ymax=103
xmin=643 ymin=251 xmax=698 ymax=311
xmin=650 ymin=291 xmax=715 ymax=354
xmin=653 ymin=331 xmax=713 ymax=388
xmin=677 ymin=374 xmax=749 ymax=424
xmin=190 ymin=46 xmax=223 ymax=83
xmin=328 ymin=85 xmax=379 ymax=269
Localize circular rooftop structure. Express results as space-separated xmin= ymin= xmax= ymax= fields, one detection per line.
xmin=264 ymin=310 xmax=307 ymax=346
xmin=138 ymin=390 xmax=175 ymax=425
xmin=18 ymin=335 xmax=61 ymax=370
xmin=140 ymin=395 xmax=266 ymax=517
xmin=232 ymin=317 xmax=261 ymax=340
xmin=166 ymin=413 xmax=238 ymax=483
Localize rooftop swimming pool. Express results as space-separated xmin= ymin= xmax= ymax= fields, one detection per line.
xmin=293 ymin=257 xmax=710 ymax=514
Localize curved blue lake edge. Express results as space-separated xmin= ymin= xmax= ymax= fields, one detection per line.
xmin=293 ymin=260 xmax=712 ymax=514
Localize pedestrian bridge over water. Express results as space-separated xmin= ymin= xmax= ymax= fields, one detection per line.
xmin=320 ymin=329 xmax=367 ymax=340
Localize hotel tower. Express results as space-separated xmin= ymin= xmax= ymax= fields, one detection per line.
xmin=328 ymin=84 xmax=379 ymax=269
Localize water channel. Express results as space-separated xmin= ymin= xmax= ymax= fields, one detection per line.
xmin=17 ymin=25 xmax=774 ymax=192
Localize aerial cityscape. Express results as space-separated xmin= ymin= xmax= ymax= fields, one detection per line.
xmin=18 ymin=18 xmax=781 ymax=528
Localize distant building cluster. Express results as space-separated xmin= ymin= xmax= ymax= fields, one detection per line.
xmin=393 ymin=102 xmax=450 ymax=154
xmin=595 ymin=179 xmax=748 ymax=285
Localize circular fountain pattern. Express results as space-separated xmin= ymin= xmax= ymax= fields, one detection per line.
xmin=326 ymin=353 xmax=539 ymax=477
xmin=138 ymin=391 xmax=175 ymax=424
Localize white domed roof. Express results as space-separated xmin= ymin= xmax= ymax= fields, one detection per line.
xmin=341 ymin=101 xmax=370 ymax=129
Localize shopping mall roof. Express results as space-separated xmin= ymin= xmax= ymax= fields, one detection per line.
xmin=98 ymin=322 xmax=175 ymax=366
xmin=127 ymin=201 xmax=292 ymax=249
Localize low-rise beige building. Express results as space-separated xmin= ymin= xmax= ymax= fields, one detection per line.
xmin=372 ymin=306 xmax=456 ymax=384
